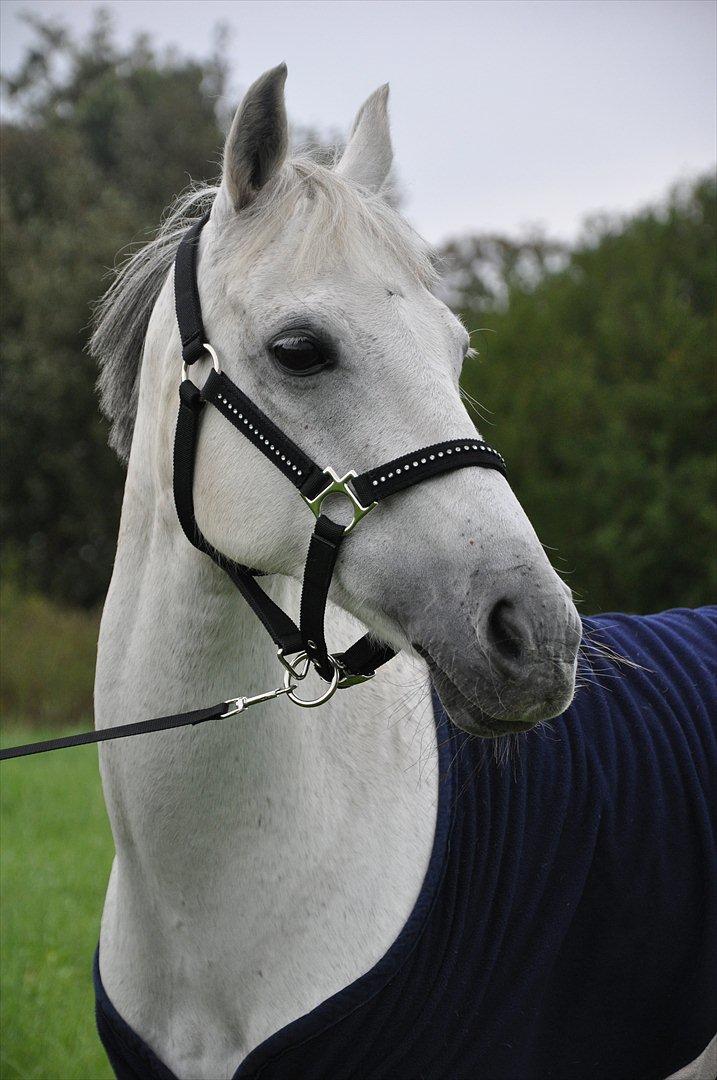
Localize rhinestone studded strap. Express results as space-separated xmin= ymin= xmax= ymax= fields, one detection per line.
xmin=174 ymin=375 xmax=391 ymax=679
xmin=352 ymin=439 xmax=506 ymax=503
xmin=202 ymin=369 xmax=325 ymax=494
xmin=173 ymin=379 xmax=304 ymax=655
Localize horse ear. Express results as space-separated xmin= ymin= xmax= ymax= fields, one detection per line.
xmin=335 ymin=84 xmax=393 ymax=194
xmin=221 ymin=64 xmax=289 ymax=212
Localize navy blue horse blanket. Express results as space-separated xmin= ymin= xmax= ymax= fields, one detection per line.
xmin=96 ymin=608 xmax=717 ymax=1079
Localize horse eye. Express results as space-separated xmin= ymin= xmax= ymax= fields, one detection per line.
xmin=272 ymin=336 xmax=330 ymax=376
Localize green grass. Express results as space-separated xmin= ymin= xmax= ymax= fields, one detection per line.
xmin=1 ymin=727 xmax=114 ymax=1079
xmin=0 ymin=584 xmax=99 ymax=726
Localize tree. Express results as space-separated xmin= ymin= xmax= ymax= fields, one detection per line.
xmin=1 ymin=12 xmax=229 ymax=604
xmin=451 ymin=177 xmax=716 ymax=613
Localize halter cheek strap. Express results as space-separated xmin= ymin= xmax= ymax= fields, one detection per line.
xmin=173 ymin=214 xmax=507 ymax=686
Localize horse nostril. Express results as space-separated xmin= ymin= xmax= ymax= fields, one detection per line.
xmin=487 ymin=599 xmax=523 ymax=663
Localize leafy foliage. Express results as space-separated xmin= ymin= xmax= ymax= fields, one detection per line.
xmin=1 ymin=13 xmax=228 ymax=604
xmin=454 ymin=178 xmax=717 ymax=613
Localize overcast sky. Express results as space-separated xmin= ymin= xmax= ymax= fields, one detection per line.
xmin=1 ymin=0 xmax=715 ymax=244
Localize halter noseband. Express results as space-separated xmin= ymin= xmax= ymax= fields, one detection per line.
xmin=173 ymin=212 xmax=507 ymax=699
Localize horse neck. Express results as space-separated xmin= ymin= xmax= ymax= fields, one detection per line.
xmin=94 ymin=329 xmax=436 ymax=885
xmin=95 ymin=448 xmax=395 ymax=842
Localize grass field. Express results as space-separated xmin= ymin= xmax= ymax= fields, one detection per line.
xmin=1 ymin=727 xmax=114 ymax=1080
xmin=0 ymin=588 xmax=99 ymax=726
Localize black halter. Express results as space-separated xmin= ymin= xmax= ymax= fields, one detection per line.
xmin=173 ymin=212 xmax=506 ymax=686
xmin=0 ymin=212 xmax=507 ymax=762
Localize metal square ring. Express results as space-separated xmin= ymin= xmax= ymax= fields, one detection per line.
xmin=302 ymin=468 xmax=377 ymax=534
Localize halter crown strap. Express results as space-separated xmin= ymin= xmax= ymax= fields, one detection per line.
xmin=174 ymin=212 xmax=211 ymax=365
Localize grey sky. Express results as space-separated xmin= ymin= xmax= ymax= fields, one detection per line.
xmin=2 ymin=0 xmax=715 ymax=244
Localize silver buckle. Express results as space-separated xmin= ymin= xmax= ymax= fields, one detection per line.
xmin=276 ymin=649 xmax=312 ymax=680
xmin=302 ymin=468 xmax=377 ymax=534
xmin=336 ymin=664 xmax=376 ymax=690
xmin=279 ymin=647 xmax=375 ymax=695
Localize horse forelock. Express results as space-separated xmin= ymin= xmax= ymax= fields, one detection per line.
xmin=90 ymin=157 xmax=437 ymax=463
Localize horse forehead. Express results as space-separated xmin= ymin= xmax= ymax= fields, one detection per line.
xmin=238 ymin=257 xmax=454 ymax=331
xmin=228 ymin=224 xmax=421 ymax=301
xmin=232 ymin=272 xmax=431 ymax=343
xmin=242 ymin=247 xmax=409 ymax=297
xmin=216 ymin=226 xmax=459 ymax=351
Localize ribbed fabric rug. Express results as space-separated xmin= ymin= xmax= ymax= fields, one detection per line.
xmin=95 ymin=607 xmax=717 ymax=1080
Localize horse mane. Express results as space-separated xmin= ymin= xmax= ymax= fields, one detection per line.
xmin=90 ymin=184 xmax=217 ymax=461
xmin=90 ymin=158 xmax=436 ymax=462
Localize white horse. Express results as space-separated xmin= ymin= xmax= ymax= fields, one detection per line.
xmin=90 ymin=67 xmax=715 ymax=1080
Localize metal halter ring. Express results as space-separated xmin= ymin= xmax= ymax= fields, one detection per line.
xmin=302 ymin=467 xmax=377 ymax=535
xmin=276 ymin=649 xmax=312 ymax=680
xmin=181 ymin=343 xmax=222 ymax=383
xmin=283 ymin=653 xmax=341 ymax=708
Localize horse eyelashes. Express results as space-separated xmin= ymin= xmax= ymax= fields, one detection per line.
xmin=272 ymin=336 xmax=332 ymax=375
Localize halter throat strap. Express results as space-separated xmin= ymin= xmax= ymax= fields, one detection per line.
xmin=172 ymin=215 xmax=507 ymax=685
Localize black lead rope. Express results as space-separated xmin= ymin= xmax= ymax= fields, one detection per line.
xmin=0 ymin=703 xmax=231 ymax=761
xmin=1 ymin=212 xmax=508 ymax=763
